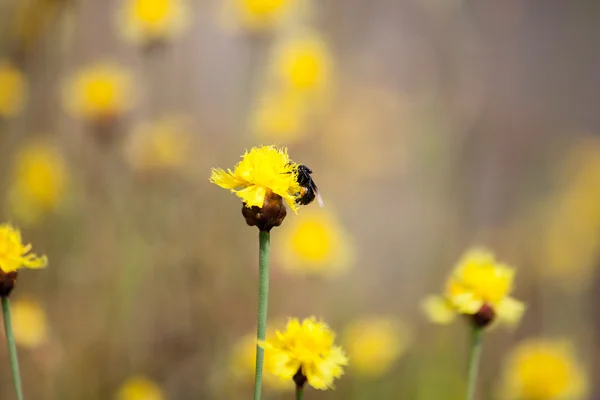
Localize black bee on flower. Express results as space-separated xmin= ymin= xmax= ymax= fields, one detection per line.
xmin=292 ymin=164 xmax=324 ymax=207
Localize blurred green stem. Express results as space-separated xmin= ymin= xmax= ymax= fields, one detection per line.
xmin=2 ymin=297 xmax=24 ymax=400
xmin=296 ymin=387 xmax=304 ymax=400
xmin=466 ymin=325 xmax=484 ymax=400
xmin=253 ymin=231 xmax=270 ymax=400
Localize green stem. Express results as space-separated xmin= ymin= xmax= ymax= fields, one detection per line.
xmin=253 ymin=230 xmax=271 ymax=400
xmin=296 ymin=387 xmax=304 ymax=400
xmin=466 ymin=325 xmax=484 ymax=400
xmin=2 ymin=297 xmax=24 ymax=400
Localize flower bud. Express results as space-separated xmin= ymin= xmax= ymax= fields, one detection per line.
xmin=0 ymin=271 xmax=18 ymax=297
xmin=471 ymin=303 xmax=495 ymax=328
xmin=241 ymin=190 xmax=287 ymax=232
xmin=293 ymin=368 xmax=308 ymax=389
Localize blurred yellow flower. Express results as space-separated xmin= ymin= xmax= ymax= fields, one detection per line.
xmin=125 ymin=115 xmax=192 ymax=171
xmin=422 ymin=248 xmax=525 ymax=326
xmin=117 ymin=375 xmax=164 ymax=400
xmin=343 ymin=317 xmax=411 ymax=378
xmin=260 ymin=317 xmax=348 ymax=390
xmin=210 ymin=145 xmax=301 ymax=211
xmin=11 ymin=299 xmax=48 ymax=348
xmin=501 ymin=339 xmax=587 ymax=400
xmin=0 ymin=61 xmax=27 ymax=118
xmin=224 ymin=0 xmax=297 ymax=32
xmin=0 ymin=224 xmax=47 ymax=273
xmin=117 ymin=0 xmax=191 ymax=45
xmin=272 ymin=34 xmax=332 ymax=94
xmin=7 ymin=140 xmax=68 ymax=225
xmin=230 ymin=331 xmax=290 ymax=391
xmin=253 ymin=90 xmax=307 ymax=143
xmin=62 ymin=63 xmax=136 ymax=122
xmin=278 ymin=208 xmax=353 ymax=275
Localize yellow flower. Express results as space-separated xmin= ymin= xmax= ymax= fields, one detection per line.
xmin=501 ymin=339 xmax=587 ymax=400
xmin=224 ymin=0 xmax=297 ymax=32
xmin=0 ymin=224 xmax=47 ymax=273
xmin=253 ymin=90 xmax=308 ymax=143
xmin=260 ymin=317 xmax=348 ymax=390
xmin=343 ymin=317 xmax=411 ymax=378
xmin=7 ymin=140 xmax=68 ymax=225
xmin=117 ymin=0 xmax=191 ymax=45
xmin=278 ymin=208 xmax=353 ymax=275
xmin=230 ymin=331 xmax=291 ymax=391
xmin=272 ymin=34 xmax=332 ymax=94
xmin=0 ymin=61 xmax=27 ymax=118
xmin=62 ymin=63 xmax=136 ymax=122
xmin=10 ymin=299 xmax=48 ymax=348
xmin=125 ymin=115 xmax=192 ymax=171
xmin=210 ymin=145 xmax=301 ymax=211
xmin=422 ymin=248 xmax=525 ymax=326
xmin=117 ymin=375 xmax=164 ymax=400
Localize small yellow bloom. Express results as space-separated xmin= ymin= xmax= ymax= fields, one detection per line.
xmin=62 ymin=63 xmax=136 ymax=122
xmin=7 ymin=140 xmax=68 ymax=225
xmin=343 ymin=317 xmax=411 ymax=378
xmin=422 ymin=248 xmax=525 ymax=326
xmin=117 ymin=375 xmax=164 ymax=400
xmin=210 ymin=145 xmax=301 ymax=211
xmin=125 ymin=115 xmax=192 ymax=171
xmin=224 ymin=0 xmax=297 ymax=32
xmin=278 ymin=208 xmax=353 ymax=275
xmin=230 ymin=331 xmax=291 ymax=391
xmin=0 ymin=224 xmax=47 ymax=273
xmin=117 ymin=0 xmax=191 ymax=45
xmin=260 ymin=317 xmax=348 ymax=390
xmin=253 ymin=90 xmax=308 ymax=143
xmin=272 ymin=34 xmax=332 ymax=94
xmin=11 ymin=299 xmax=48 ymax=348
xmin=0 ymin=61 xmax=27 ymax=118
xmin=501 ymin=339 xmax=587 ymax=400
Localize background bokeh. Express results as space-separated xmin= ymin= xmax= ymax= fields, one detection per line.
xmin=1 ymin=0 xmax=599 ymax=399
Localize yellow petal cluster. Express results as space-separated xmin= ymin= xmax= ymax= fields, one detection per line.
xmin=117 ymin=0 xmax=191 ymax=45
xmin=7 ymin=140 xmax=68 ymax=225
xmin=117 ymin=375 xmax=165 ymax=400
xmin=125 ymin=115 xmax=192 ymax=171
xmin=230 ymin=332 xmax=291 ymax=391
xmin=210 ymin=146 xmax=301 ymax=211
xmin=501 ymin=339 xmax=587 ymax=400
xmin=62 ymin=63 xmax=136 ymax=122
xmin=0 ymin=60 xmax=27 ymax=118
xmin=260 ymin=317 xmax=348 ymax=390
xmin=278 ymin=209 xmax=353 ymax=276
xmin=0 ymin=224 xmax=47 ymax=273
xmin=343 ymin=317 xmax=411 ymax=378
xmin=423 ymin=248 xmax=525 ymax=326
xmin=11 ymin=299 xmax=48 ymax=348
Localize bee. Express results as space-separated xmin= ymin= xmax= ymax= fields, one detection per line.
xmin=294 ymin=164 xmax=324 ymax=207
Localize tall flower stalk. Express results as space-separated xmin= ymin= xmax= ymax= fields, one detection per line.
xmin=2 ymin=297 xmax=24 ymax=400
xmin=466 ymin=325 xmax=484 ymax=400
xmin=253 ymin=230 xmax=271 ymax=400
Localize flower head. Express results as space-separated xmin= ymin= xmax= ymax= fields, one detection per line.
xmin=422 ymin=248 xmax=525 ymax=327
xmin=0 ymin=224 xmax=47 ymax=274
xmin=500 ymin=339 xmax=587 ymax=400
xmin=7 ymin=140 xmax=68 ymax=225
xmin=343 ymin=317 xmax=411 ymax=378
xmin=0 ymin=60 xmax=27 ymax=118
xmin=117 ymin=0 xmax=191 ymax=45
xmin=260 ymin=317 xmax=348 ymax=390
xmin=278 ymin=209 xmax=353 ymax=276
xmin=10 ymin=298 xmax=48 ymax=348
xmin=210 ymin=145 xmax=301 ymax=210
xmin=117 ymin=375 xmax=164 ymax=400
xmin=62 ymin=63 xmax=136 ymax=122
xmin=125 ymin=115 xmax=192 ymax=172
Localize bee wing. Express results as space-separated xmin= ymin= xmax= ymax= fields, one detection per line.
xmin=310 ymin=181 xmax=324 ymax=207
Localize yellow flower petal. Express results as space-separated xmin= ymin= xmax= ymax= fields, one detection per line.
xmin=422 ymin=296 xmax=456 ymax=324
xmin=496 ymin=297 xmax=525 ymax=326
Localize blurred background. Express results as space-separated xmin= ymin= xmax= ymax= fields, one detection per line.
xmin=0 ymin=0 xmax=599 ymax=399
